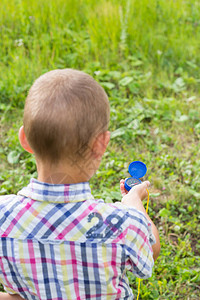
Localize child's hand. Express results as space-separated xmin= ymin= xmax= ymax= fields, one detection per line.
xmin=0 ymin=293 xmax=25 ymax=300
xmin=120 ymin=179 xmax=150 ymax=204
xmin=120 ymin=179 xmax=128 ymax=197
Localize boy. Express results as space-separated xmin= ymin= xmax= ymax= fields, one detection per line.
xmin=0 ymin=69 xmax=160 ymax=300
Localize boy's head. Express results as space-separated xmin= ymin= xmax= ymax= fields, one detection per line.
xmin=22 ymin=69 xmax=110 ymax=166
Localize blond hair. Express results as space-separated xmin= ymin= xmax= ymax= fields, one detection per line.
xmin=23 ymin=69 xmax=110 ymax=164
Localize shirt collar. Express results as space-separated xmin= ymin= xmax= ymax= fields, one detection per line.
xmin=17 ymin=178 xmax=94 ymax=203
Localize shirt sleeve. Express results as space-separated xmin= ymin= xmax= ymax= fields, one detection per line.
xmin=2 ymin=286 xmax=16 ymax=294
xmin=124 ymin=208 xmax=156 ymax=279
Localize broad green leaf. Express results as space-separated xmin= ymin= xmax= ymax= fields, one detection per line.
xmin=7 ymin=151 xmax=20 ymax=164
xmin=159 ymin=208 xmax=170 ymax=218
xmin=189 ymin=189 xmax=200 ymax=199
xmin=119 ymin=76 xmax=133 ymax=86
xmin=178 ymin=115 xmax=189 ymax=122
xmin=111 ymin=128 xmax=126 ymax=139
xmin=101 ymin=82 xmax=115 ymax=90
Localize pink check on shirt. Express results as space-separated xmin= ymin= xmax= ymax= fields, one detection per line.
xmin=0 ymin=178 xmax=155 ymax=300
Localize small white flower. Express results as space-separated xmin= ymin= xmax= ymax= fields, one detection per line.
xmin=157 ymin=50 xmax=162 ymax=55
xmin=15 ymin=39 xmax=23 ymax=47
xmin=174 ymin=225 xmax=180 ymax=232
xmin=94 ymin=71 xmax=101 ymax=76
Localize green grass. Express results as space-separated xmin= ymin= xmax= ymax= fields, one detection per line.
xmin=0 ymin=0 xmax=200 ymax=299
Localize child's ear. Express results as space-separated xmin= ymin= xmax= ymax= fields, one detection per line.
xmin=92 ymin=131 xmax=110 ymax=159
xmin=18 ymin=126 xmax=34 ymax=154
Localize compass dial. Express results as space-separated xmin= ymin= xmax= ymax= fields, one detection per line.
xmin=126 ymin=177 xmax=141 ymax=187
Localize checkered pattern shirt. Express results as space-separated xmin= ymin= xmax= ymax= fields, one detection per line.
xmin=0 ymin=178 xmax=155 ymax=300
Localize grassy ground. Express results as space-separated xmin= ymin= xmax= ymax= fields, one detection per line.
xmin=0 ymin=0 xmax=200 ymax=299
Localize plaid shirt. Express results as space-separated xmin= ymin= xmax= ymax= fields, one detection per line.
xmin=0 ymin=179 xmax=155 ymax=300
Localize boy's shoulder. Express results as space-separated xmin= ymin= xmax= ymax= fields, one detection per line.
xmin=84 ymin=199 xmax=153 ymax=240
xmin=100 ymin=200 xmax=150 ymax=224
xmin=0 ymin=194 xmax=18 ymax=206
xmin=0 ymin=190 xmax=149 ymax=243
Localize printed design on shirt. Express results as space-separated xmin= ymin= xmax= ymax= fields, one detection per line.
xmin=86 ymin=211 xmax=124 ymax=239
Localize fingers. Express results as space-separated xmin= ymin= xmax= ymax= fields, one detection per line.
xmin=120 ymin=178 xmax=129 ymax=197
xmin=142 ymin=180 xmax=150 ymax=188
xmin=128 ymin=180 xmax=150 ymax=191
xmin=120 ymin=179 xmax=127 ymax=197
xmin=127 ymin=180 xmax=150 ymax=199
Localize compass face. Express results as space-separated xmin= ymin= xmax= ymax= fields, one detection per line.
xmin=126 ymin=177 xmax=141 ymax=187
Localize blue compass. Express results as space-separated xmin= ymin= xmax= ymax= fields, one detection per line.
xmin=124 ymin=161 xmax=147 ymax=191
